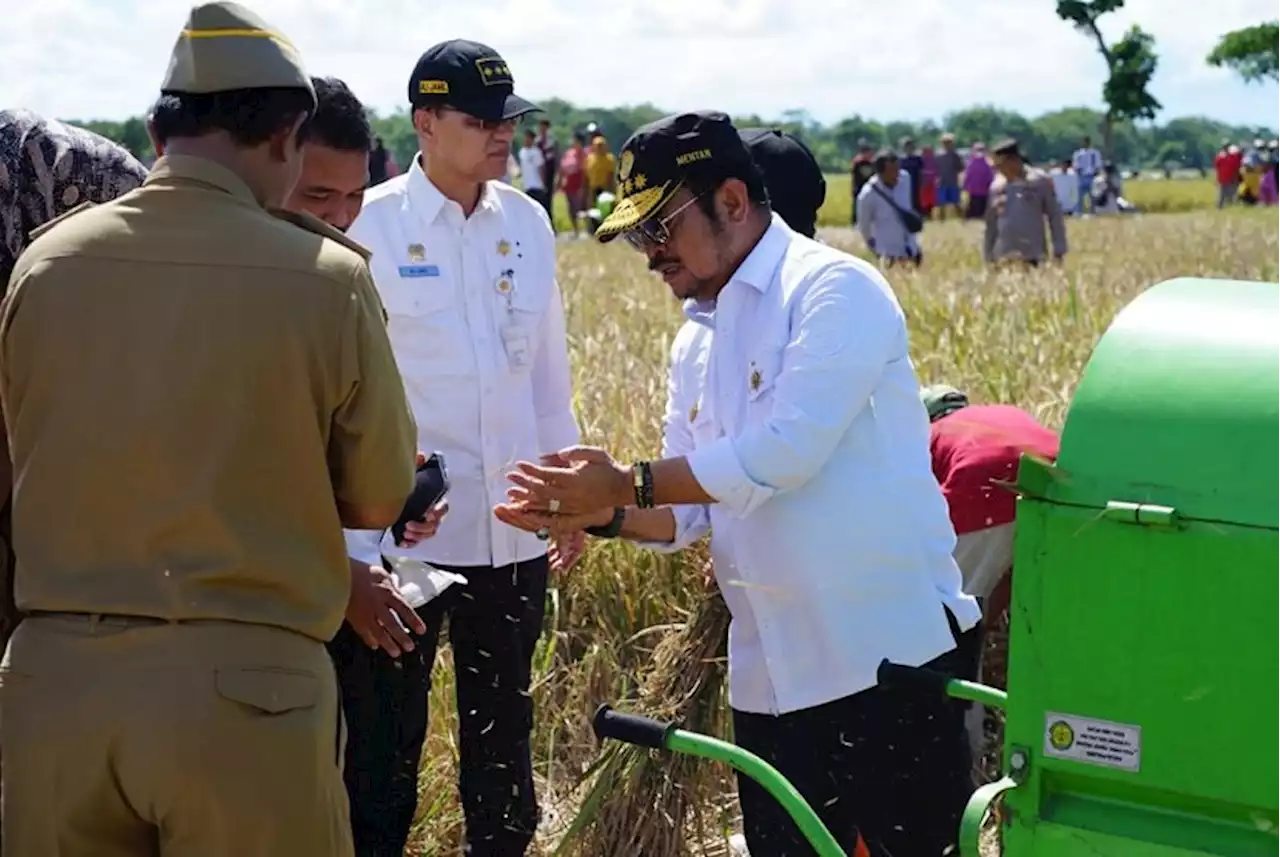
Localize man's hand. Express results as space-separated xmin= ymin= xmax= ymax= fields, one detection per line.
xmin=395 ymin=499 xmax=449 ymax=548
xmin=346 ymin=558 xmax=427 ymax=657
xmin=493 ymin=502 xmax=611 ymax=537
xmin=505 ymin=445 xmax=632 ymax=516
xmin=549 ymin=530 xmax=586 ymax=573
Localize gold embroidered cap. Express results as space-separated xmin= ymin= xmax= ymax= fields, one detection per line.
xmin=596 ymin=110 xmax=758 ymax=244
xmin=161 ymin=1 xmax=313 ymax=100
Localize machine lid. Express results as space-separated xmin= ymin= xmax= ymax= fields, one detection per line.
xmin=1035 ymin=278 xmax=1278 ymax=531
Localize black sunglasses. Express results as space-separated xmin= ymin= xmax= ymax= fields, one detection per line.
xmin=622 ymin=193 xmax=704 ymax=250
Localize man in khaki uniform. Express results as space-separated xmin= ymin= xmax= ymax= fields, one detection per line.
xmin=0 ymin=3 xmax=417 ymax=856
xmin=983 ymin=137 xmax=1068 ymax=266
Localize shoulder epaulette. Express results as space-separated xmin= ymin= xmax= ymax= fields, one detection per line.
xmin=268 ymin=208 xmax=372 ymax=262
xmin=29 ymin=201 xmax=98 ymax=241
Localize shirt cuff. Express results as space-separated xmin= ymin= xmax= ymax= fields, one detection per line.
xmin=632 ymin=504 xmax=710 ymax=554
xmin=536 ymin=410 xmax=580 ymax=456
xmin=686 ymin=436 xmax=776 ymax=519
xmin=344 ymin=529 xmax=385 ymax=566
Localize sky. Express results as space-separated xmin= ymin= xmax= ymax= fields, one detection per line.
xmin=3 ymin=0 xmax=1277 ymax=129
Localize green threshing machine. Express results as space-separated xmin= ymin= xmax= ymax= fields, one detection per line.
xmin=594 ymin=277 xmax=1280 ymax=856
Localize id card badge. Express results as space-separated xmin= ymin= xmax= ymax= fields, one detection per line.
xmin=500 ymin=321 xmax=531 ymax=369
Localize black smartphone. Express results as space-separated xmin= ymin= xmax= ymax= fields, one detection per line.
xmin=390 ymin=452 xmax=450 ymax=545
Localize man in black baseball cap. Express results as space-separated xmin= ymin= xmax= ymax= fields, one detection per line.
xmin=594 ymin=110 xmax=771 ymax=304
xmin=739 ymin=127 xmax=826 ymax=238
xmin=499 ymin=108 xmax=981 ymax=857
xmin=408 ymin=39 xmax=539 ymax=122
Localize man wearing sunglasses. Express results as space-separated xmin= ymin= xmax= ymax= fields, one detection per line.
xmin=340 ymin=39 xmax=580 ymax=857
xmin=493 ymin=111 xmax=981 ymax=857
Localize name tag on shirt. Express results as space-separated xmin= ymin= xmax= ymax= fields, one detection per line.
xmin=500 ymin=322 xmax=531 ymax=369
xmin=398 ymin=264 xmax=441 ymax=278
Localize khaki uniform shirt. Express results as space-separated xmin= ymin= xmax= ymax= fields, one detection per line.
xmin=984 ymin=168 xmax=1068 ymax=264
xmin=0 ymin=155 xmax=416 ymax=643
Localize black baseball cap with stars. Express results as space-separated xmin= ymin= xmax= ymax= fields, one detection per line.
xmin=407 ymin=39 xmax=539 ymax=122
xmin=596 ymin=110 xmax=759 ymax=243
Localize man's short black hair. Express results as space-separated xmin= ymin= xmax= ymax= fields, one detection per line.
xmin=309 ymin=76 xmax=373 ymax=152
xmin=684 ymin=161 xmax=771 ymax=224
xmin=149 ymin=87 xmax=315 ymax=147
xmin=874 ymin=148 xmax=898 ymax=173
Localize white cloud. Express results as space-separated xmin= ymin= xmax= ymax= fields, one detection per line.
xmin=2 ymin=0 xmax=1276 ymax=127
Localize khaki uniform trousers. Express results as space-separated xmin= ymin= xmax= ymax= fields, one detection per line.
xmin=0 ymin=614 xmax=354 ymax=857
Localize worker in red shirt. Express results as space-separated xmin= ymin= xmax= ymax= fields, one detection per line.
xmin=922 ymin=385 xmax=1060 ymax=760
xmin=922 ymin=385 xmax=1060 ymax=625
xmin=1214 ymin=142 xmax=1243 ymax=209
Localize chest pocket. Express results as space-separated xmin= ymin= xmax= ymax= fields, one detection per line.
xmin=378 ymin=258 xmax=454 ymax=318
xmin=744 ymin=341 xmax=785 ymax=428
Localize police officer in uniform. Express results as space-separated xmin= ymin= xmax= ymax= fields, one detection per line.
xmin=0 ymin=4 xmax=417 ymax=856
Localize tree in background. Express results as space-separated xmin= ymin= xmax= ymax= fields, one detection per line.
xmin=1207 ymin=22 xmax=1279 ymax=84
xmin=1056 ymin=0 xmax=1162 ymax=159
xmin=71 ymin=105 xmax=1270 ymax=177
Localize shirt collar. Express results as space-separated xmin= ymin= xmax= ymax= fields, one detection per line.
xmin=407 ymin=153 xmax=501 ymax=225
xmin=681 ymin=213 xmax=793 ymax=328
xmin=144 ymin=155 xmax=260 ymax=206
xmin=729 ymin=212 xmax=791 ymax=293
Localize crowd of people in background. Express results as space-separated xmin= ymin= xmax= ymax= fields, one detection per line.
xmin=1214 ymin=138 xmax=1279 ymax=208
xmin=851 ymin=134 xmax=1078 ymax=267
xmin=354 ymin=121 xmax=1278 ymax=265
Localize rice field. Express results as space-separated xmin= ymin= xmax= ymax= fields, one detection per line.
xmin=405 ymin=200 xmax=1278 ymax=856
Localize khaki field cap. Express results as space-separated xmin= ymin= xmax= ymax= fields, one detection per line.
xmin=162 ymin=1 xmax=314 ymax=100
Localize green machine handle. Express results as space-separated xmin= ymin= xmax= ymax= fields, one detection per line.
xmin=591 ymin=705 xmax=847 ymax=857
xmin=874 ymin=659 xmax=1010 ymax=709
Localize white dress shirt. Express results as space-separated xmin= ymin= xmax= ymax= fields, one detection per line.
xmin=640 ymin=214 xmax=980 ymax=716
xmin=855 ymin=173 xmax=919 ymax=260
xmin=1050 ymin=168 xmax=1080 ymax=215
xmin=343 ymin=157 xmax=579 ymax=598
xmin=517 ymin=146 xmax=546 ymax=192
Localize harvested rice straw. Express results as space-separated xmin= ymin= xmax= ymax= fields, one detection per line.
xmin=557 ymin=585 xmax=734 ymax=857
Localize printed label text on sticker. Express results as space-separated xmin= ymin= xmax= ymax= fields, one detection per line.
xmin=1044 ymin=712 xmax=1141 ymax=772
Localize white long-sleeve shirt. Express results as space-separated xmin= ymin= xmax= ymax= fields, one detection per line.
xmin=855 ymin=174 xmax=918 ymax=260
xmin=342 ymin=157 xmax=578 ymax=592
xmin=639 ymin=214 xmax=980 ymax=716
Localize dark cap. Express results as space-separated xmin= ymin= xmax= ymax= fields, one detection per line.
xmin=992 ymin=137 xmax=1021 ymax=157
xmin=739 ymin=128 xmax=826 ymax=238
xmin=161 ymin=1 xmax=313 ymax=100
xmin=407 ymin=39 xmax=538 ymax=122
xmin=595 ymin=110 xmax=756 ymax=243
xmin=920 ymin=385 xmax=969 ymax=421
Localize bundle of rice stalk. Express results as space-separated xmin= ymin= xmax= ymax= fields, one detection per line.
xmin=557 ymin=585 xmax=733 ymax=857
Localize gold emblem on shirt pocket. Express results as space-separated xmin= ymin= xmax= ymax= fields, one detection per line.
xmin=747 ymin=351 xmax=782 ymax=402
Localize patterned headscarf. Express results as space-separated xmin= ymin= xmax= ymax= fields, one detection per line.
xmin=1 ymin=108 xmax=149 ymax=290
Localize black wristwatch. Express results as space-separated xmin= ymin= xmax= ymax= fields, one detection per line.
xmin=585 ymin=507 xmax=626 ymax=539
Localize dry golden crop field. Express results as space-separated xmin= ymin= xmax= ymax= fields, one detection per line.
xmin=405 ymin=205 xmax=1278 ymax=857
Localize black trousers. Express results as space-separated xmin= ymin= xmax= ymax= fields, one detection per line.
xmin=732 ymin=611 xmax=981 ymax=857
xmin=327 ymin=555 xmax=548 ymax=857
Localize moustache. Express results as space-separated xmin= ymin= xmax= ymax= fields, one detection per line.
xmin=647 ymin=257 xmax=678 ymax=272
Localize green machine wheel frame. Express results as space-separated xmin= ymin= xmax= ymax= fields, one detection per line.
xmin=593 ymin=664 xmax=1006 ymax=857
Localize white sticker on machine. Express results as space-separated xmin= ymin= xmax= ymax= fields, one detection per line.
xmin=1044 ymin=712 xmax=1142 ymax=772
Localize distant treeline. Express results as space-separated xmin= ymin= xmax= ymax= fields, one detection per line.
xmin=70 ymin=98 xmax=1276 ymax=175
